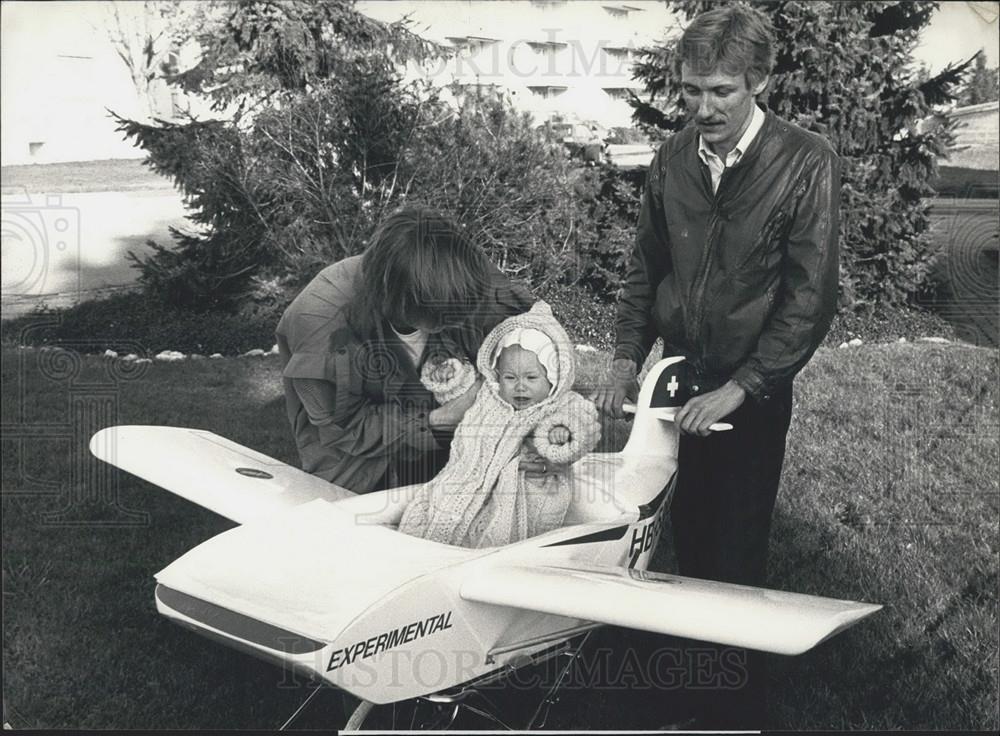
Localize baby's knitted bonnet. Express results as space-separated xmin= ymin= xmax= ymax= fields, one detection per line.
xmin=478 ymin=300 xmax=575 ymax=402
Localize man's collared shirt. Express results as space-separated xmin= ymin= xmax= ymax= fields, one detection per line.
xmin=697 ymin=103 xmax=766 ymax=194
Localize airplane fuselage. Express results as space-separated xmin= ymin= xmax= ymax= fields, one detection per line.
xmin=154 ymin=466 xmax=675 ymax=703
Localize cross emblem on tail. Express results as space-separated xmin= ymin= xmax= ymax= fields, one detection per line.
xmin=666 ymin=375 xmax=679 ymax=398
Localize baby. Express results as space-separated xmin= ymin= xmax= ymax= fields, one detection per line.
xmin=397 ymin=301 xmax=600 ymax=548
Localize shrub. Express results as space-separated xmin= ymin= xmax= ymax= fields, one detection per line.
xmin=115 ymin=0 xmax=593 ymax=307
xmin=400 ymin=88 xmax=587 ymax=293
xmin=572 ymin=164 xmax=644 ymax=301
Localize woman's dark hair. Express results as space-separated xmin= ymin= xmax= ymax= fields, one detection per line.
xmin=347 ymin=205 xmax=491 ymax=335
xmin=673 ymin=3 xmax=775 ymax=90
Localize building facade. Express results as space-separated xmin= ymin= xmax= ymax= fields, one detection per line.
xmin=1 ymin=1 xmax=209 ymax=166
xmin=356 ymin=0 xmax=678 ymax=129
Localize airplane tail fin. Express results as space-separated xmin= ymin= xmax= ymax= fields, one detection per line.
xmin=620 ymin=356 xmax=683 ymax=457
xmin=620 ymin=356 xmax=734 ymax=458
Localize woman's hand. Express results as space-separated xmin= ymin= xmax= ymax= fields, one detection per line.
xmin=428 ymin=377 xmax=483 ymax=431
xmin=547 ymin=425 xmax=571 ymax=445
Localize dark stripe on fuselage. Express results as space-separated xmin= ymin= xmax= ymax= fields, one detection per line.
xmin=541 ymin=525 xmax=630 ymax=547
xmin=156 ymin=585 xmax=326 ymax=654
xmin=637 ymin=471 xmax=677 ymax=520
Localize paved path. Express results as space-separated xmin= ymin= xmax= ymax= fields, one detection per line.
xmin=1 ymin=187 xmax=194 ymax=318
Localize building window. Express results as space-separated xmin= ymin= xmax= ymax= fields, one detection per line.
xmin=454 ymin=82 xmax=500 ymax=94
xmin=527 ymin=41 xmax=568 ymax=53
xmin=447 ymin=36 xmax=499 ymax=52
xmin=604 ymin=87 xmax=633 ymax=101
xmin=467 ymin=36 xmax=500 ymax=52
xmin=527 ymin=40 xmax=567 ymax=64
xmin=603 ymin=46 xmax=636 ymax=62
xmin=528 ymin=85 xmax=568 ymax=100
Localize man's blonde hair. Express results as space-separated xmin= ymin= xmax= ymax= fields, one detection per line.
xmin=674 ymin=3 xmax=776 ymax=90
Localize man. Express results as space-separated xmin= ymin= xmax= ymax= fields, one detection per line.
xmin=595 ymin=4 xmax=840 ymax=728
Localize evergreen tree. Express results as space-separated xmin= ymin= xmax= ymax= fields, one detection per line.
xmin=958 ymin=50 xmax=1000 ymax=105
xmin=630 ymin=0 xmax=976 ymax=307
xmin=115 ymin=0 xmax=582 ymax=309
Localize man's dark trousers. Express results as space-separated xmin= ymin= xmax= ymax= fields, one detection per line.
xmin=670 ymin=380 xmax=795 ymax=728
xmin=593 ymin=382 xmax=794 ymax=729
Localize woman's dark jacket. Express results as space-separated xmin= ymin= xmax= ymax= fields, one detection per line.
xmin=276 ymin=256 xmax=534 ymax=492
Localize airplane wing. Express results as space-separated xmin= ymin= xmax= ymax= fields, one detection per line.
xmin=460 ymin=563 xmax=881 ymax=656
xmin=90 ymin=425 xmax=354 ymax=525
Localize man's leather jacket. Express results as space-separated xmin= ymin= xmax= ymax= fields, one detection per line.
xmin=614 ymin=108 xmax=840 ymax=401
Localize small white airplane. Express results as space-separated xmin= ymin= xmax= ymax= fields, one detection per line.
xmin=90 ymin=356 xmax=881 ymax=727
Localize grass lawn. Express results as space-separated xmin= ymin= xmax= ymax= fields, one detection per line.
xmin=1 ymin=159 xmax=173 ymax=194
xmin=2 ymin=343 xmax=997 ymax=729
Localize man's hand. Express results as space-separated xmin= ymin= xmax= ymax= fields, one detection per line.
xmin=428 ymin=377 xmax=483 ymax=431
xmin=593 ymin=358 xmax=639 ymax=420
xmin=675 ymin=380 xmax=746 ymax=437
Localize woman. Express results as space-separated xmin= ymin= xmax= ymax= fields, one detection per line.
xmin=276 ymin=205 xmax=535 ymax=492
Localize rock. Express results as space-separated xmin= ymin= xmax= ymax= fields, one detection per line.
xmin=122 ymin=353 xmax=139 ymax=362
xmin=897 ymin=337 xmax=907 ymax=343
xmin=134 ymin=358 xmax=153 ymax=365
xmin=103 ymin=349 xmax=118 ymax=358
xmin=848 ymin=338 xmax=863 ymax=347
xmin=189 ymin=353 xmax=205 ymax=360
xmin=242 ymin=348 xmax=267 ymax=358
xmin=269 ymin=343 xmax=280 ymax=355
xmin=838 ymin=341 xmax=849 ymax=349
xmin=575 ymin=344 xmax=598 ymax=353
xmin=155 ymin=350 xmax=186 ymax=362
xmin=209 ymin=353 xmax=224 ymax=359
xmin=917 ymin=336 xmax=950 ymax=344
